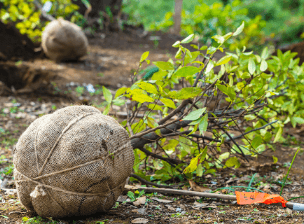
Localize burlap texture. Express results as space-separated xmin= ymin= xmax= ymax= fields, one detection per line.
xmin=41 ymin=18 xmax=88 ymax=62
xmin=13 ymin=105 xmax=134 ymax=218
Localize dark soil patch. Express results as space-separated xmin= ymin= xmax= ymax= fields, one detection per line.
xmin=0 ymin=21 xmax=36 ymax=61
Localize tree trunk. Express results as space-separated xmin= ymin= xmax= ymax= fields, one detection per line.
xmin=172 ymin=0 xmax=183 ymax=35
xmin=73 ymin=0 xmax=123 ymax=31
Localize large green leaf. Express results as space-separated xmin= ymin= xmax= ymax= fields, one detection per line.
xmin=138 ymin=82 xmax=158 ymax=94
xmin=181 ymin=34 xmax=194 ymax=44
xmin=199 ymin=113 xmax=208 ymax=135
xmin=174 ymin=66 xmax=200 ymax=78
xmin=260 ymin=60 xmax=268 ymax=72
xmin=225 ymin=157 xmax=240 ymax=168
xmin=129 ymin=89 xmax=154 ymax=103
xmin=233 ymin=21 xmax=244 ymax=36
xmin=183 ymin=108 xmax=206 ymax=121
xmin=115 ymin=87 xmax=128 ymax=98
xmin=153 ymin=61 xmax=174 ymax=71
xmin=140 ymin=51 xmax=149 ymax=62
xmin=160 ymin=98 xmax=176 ymax=109
xmin=216 ymin=55 xmax=231 ymax=66
xmin=168 ymin=87 xmax=202 ymax=100
xmin=248 ymin=58 xmax=256 ymax=74
xmin=103 ymin=86 xmax=112 ymax=103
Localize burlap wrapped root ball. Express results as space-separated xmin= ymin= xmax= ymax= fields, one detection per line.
xmin=13 ymin=105 xmax=134 ymax=218
xmin=41 ymin=18 xmax=88 ymax=62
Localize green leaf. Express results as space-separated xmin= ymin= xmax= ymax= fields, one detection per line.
xmin=291 ymin=117 xmax=304 ymax=128
xmin=140 ymin=51 xmax=149 ymax=62
xmin=175 ymin=47 xmax=182 ymax=59
xmin=183 ymin=154 xmax=200 ymax=174
xmin=217 ymin=84 xmax=228 ymax=95
xmin=146 ymin=117 xmax=158 ymax=129
xmin=196 ymin=163 xmax=203 ymax=177
xmin=168 ymin=87 xmax=202 ymax=100
xmin=181 ymin=34 xmax=194 ymax=44
xmin=103 ymin=103 xmax=111 ymax=115
xmin=199 ymin=113 xmax=208 ymax=135
xmin=138 ymin=82 xmax=158 ymax=94
xmin=206 ymin=60 xmax=215 ymax=73
xmin=261 ymin=47 xmax=269 ymax=60
xmin=233 ymin=21 xmax=244 ymax=36
xmin=183 ymin=108 xmax=206 ymax=121
xmin=212 ymin=35 xmax=225 ymax=44
xmin=172 ymin=41 xmax=181 ymax=48
xmin=219 ymin=152 xmax=230 ymax=160
xmin=274 ymin=127 xmax=283 ymax=143
xmin=174 ymin=66 xmax=200 ymax=78
xmin=223 ymin=32 xmax=233 ymax=41
xmin=130 ymin=89 xmax=154 ymax=103
xmin=236 ymin=82 xmax=245 ymax=91
xmin=160 ymin=98 xmax=176 ymax=109
xmin=151 ymin=71 xmax=168 ymax=80
xmin=190 ymin=44 xmax=198 ymax=49
xmin=115 ymin=87 xmax=128 ymax=98
xmin=261 ymin=73 xmax=272 ymax=79
xmin=260 ymin=60 xmax=268 ymax=72
xmin=153 ymin=61 xmax=174 ymax=71
xmin=207 ymin=46 xmax=217 ymax=55
xmin=103 ymin=86 xmax=112 ymax=103
xmin=248 ymin=58 xmax=256 ymax=74
xmin=147 ymin=104 xmax=163 ymax=111
xmin=112 ymin=98 xmax=125 ymax=106
xmin=252 ymin=136 xmax=262 ymax=149
xmin=225 ymin=157 xmax=240 ymax=168
xmin=200 ymin=46 xmax=208 ymax=51
xmin=216 ymin=55 xmax=231 ymax=66
xmin=273 ymin=156 xmax=278 ymax=164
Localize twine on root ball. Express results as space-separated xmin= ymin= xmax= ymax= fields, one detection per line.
xmin=41 ymin=18 xmax=88 ymax=62
xmin=13 ymin=105 xmax=134 ymax=218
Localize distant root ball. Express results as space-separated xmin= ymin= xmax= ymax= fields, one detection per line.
xmin=13 ymin=105 xmax=134 ymax=218
xmin=41 ymin=18 xmax=88 ymax=62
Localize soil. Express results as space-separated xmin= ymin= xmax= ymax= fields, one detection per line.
xmin=0 ymin=21 xmax=37 ymax=61
xmin=0 ymin=30 xmax=304 ymax=223
xmin=281 ymin=41 xmax=304 ymax=65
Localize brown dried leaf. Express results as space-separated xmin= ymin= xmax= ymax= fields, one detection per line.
xmin=189 ymin=180 xmax=210 ymax=192
xmin=133 ymin=196 xmax=146 ymax=206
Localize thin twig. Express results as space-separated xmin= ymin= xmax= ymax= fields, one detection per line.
xmin=232 ymin=120 xmax=278 ymax=140
xmin=33 ymin=0 xmax=55 ymax=21
xmin=130 ymin=174 xmax=175 ymax=189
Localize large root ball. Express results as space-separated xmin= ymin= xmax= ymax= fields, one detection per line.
xmin=13 ymin=106 xmax=134 ymax=218
xmin=41 ymin=18 xmax=88 ymax=62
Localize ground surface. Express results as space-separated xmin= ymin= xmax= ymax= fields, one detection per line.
xmin=0 ymin=30 xmax=304 ymax=223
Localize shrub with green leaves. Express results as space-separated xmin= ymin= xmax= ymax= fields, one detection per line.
xmin=0 ymin=0 xmax=81 ymax=42
xmin=102 ymin=22 xmax=304 ymax=184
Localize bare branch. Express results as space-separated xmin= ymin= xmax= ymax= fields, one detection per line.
xmin=232 ymin=120 xmax=278 ymax=140
xmin=33 ymin=0 xmax=55 ymax=21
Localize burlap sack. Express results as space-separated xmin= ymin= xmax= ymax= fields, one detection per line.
xmin=13 ymin=105 xmax=134 ymax=218
xmin=41 ymin=18 xmax=88 ymax=62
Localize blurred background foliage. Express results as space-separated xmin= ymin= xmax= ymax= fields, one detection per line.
xmin=122 ymin=0 xmax=304 ymax=49
xmin=1 ymin=0 xmax=304 ymax=49
xmin=0 ymin=0 xmax=83 ymax=42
